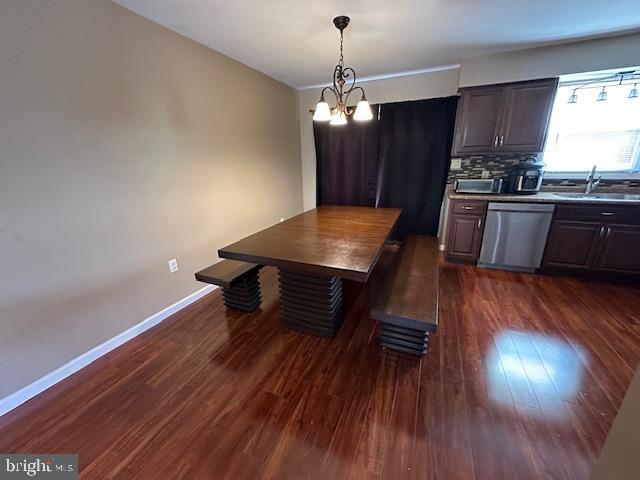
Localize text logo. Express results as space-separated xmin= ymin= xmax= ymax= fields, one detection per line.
xmin=0 ymin=454 xmax=77 ymax=479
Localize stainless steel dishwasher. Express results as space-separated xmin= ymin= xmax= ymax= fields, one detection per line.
xmin=478 ymin=202 xmax=555 ymax=272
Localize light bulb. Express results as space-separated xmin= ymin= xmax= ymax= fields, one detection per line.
xmin=353 ymin=99 xmax=373 ymax=121
xmin=313 ymin=98 xmax=332 ymax=121
xmin=629 ymin=84 xmax=639 ymax=99
xmin=329 ymin=109 xmax=347 ymax=126
xmin=567 ymin=90 xmax=578 ymax=104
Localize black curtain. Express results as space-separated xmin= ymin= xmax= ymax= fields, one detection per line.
xmin=314 ymin=112 xmax=380 ymax=206
xmin=313 ymin=96 xmax=458 ymax=239
xmin=376 ymin=97 xmax=458 ymax=239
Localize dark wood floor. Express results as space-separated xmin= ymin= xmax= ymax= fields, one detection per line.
xmin=1 ymin=251 xmax=639 ymax=479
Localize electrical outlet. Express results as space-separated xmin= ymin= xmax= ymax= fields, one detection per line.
xmin=450 ymin=158 xmax=462 ymax=170
xmin=168 ymin=258 xmax=178 ymax=273
xmin=481 ymin=170 xmax=490 ymax=179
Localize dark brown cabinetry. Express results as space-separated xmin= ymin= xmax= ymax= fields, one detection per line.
xmin=445 ymin=200 xmax=486 ymax=263
xmin=452 ymin=78 xmax=558 ymax=155
xmin=452 ymin=86 xmax=504 ymax=154
xmin=542 ymin=204 xmax=640 ymax=275
xmin=595 ymin=225 xmax=640 ymax=274
xmin=543 ymin=221 xmax=602 ymax=270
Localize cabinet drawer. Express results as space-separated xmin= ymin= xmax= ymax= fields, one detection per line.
xmin=554 ymin=204 xmax=640 ymax=225
xmin=452 ymin=200 xmax=487 ymax=215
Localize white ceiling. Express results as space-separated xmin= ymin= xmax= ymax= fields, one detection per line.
xmin=113 ymin=0 xmax=640 ymax=88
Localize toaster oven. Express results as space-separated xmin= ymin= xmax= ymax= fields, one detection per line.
xmin=454 ymin=178 xmax=503 ymax=194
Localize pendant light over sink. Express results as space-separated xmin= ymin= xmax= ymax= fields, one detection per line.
xmin=566 ymin=70 xmax=639 ymax=104
xmin=313 ymin=16 xmax=372 ymax=125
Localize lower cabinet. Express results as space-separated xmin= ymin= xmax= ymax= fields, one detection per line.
xmin=445 ymin=200 xmax=486 ymax=263
xmin=594 ymin=225 xmax=640 ymax=274
xmin=542 ymin=206 xmax=640 ymax=275
xmin=445 ymin=199 xmax=640 ymax=276
xmin=542 ymin=221 xmax=602 ymax=270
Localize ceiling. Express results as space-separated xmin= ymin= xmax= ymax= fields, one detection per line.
xmin=113 ymin=0 xmax=640 ymax=88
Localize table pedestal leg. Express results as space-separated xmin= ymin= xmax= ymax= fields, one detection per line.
xmin=222 ymin=270 xmax=261 ymax=312
xmin=379 ymin=323 xmax=429 ymax=356
xmin=278 ymin=269 xmax=343 ymax=337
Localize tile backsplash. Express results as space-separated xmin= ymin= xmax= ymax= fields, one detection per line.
xmin=447 ymin=154 xmax=639 ymax=189
xmin=447 ymin=155 xmax=526 ymax=186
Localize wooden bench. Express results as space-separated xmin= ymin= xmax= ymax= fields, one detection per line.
xmin=195 ymin=260 xmax=262 ymax=312
xmin=370 ymin=235 xmax=439 ymax=356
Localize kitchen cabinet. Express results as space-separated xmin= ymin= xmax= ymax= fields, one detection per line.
xmin=594 ymin=225 xmax=640 ymax=274
xmin=542 ymin=221 xmax=602 ymax=270
xmin=445 ymin=200 xmax=486 ymax=263
xmin=451 ymin=86 xmax=505 ymax=154
xmin=452 ymin=78 xmax=558 ymax=155
xmin=542 ymin=204 xmax=640 ymax=275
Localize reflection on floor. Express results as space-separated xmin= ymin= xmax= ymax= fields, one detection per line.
xmin=486 ymin=330 xmax=584 ymax=415
xmin=0 ymin=252 xmax=638 ymax=479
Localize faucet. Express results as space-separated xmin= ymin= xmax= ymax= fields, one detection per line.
xmin=585 ymin=165 xmax=601 ymax=194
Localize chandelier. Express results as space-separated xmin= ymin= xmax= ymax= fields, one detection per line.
xmin=313 ymin=16 xmax=373 ymax=125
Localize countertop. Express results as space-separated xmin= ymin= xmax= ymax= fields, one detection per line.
xmin=448 ymin=190 xmax=640 ymax=206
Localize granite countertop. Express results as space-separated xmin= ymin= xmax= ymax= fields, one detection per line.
xmin=448 ymin=188 xmax=640 ymax=206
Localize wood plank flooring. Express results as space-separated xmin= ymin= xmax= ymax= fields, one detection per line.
xmin=1 ymin=250 xmax=639 ymax=479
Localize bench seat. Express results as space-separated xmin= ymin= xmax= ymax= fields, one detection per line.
xmin=370 ymin=235 xmax=439 ymax=356
xmin=195 ymin=259 xmax=262 ymax=312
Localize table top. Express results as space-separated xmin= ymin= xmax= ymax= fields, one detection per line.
xmin=218 ymin=206 xmax=401 ymax=282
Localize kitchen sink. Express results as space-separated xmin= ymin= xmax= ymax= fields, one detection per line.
xmin=552 ymin=192 xmax=640 ymax=201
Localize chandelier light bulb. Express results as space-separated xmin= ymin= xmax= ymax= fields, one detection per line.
xmin=329 ymin=109 xmax=347 ymax=126
xmin=313 ymin=97 xmax=332 ymax=121
xmin=353 ymin=96 xmax=373 ymax=121
xmin=567 ymin=89 xmax=578 ymax=104
xmin=629 ymin=84 xmax=639 ymax=99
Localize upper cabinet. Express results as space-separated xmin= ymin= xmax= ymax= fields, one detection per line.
xmin=452 ymin=86 xmax=505 ymax=154
xmin=452 ymin=78 xmax=558 ymax=155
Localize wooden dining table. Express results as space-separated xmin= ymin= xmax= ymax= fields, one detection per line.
xmin=218 ymin=205 xmax=401 ymax=337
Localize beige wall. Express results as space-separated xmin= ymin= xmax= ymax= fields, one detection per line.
xmin=0 ymin=0 xmax=302 ymax=399
xmin=297 ymin=67 xmax=461 ymax=211
xmin=590 ymin=365 xmax=640 ymax=480
xmin=459 ymin=32 xmax=640 ymax=87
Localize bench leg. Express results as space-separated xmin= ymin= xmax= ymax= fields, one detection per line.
xmin=222 ymin=270 xmax=261 ymax=312
xmin=379 ymin=322 xmax=429 ymax=356
xmin=278 ymin=269 xmax=343 ymax=338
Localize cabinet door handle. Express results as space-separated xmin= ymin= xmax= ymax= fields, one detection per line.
xmin=493 ymin=136 xmax=499 ymax=147
xmin=462 ymin=206 xmax=476 ymax=210
xmin=477 ymin=218 xmax=482 ymax=229
xmin=601 ymin=212 xmax=615 ymax=216
xmin=499 ymin=135 xmax=504 ymax=147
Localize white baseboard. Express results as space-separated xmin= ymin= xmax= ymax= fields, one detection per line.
xmin=0 ymin=284 xmax=217 ymax=418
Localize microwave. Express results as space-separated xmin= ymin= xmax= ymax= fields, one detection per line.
xmin=454 ymin=178 xmax=503 ymax=194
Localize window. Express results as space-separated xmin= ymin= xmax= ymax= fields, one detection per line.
xmin=543 ymin=83 xmax=640 ymax=174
